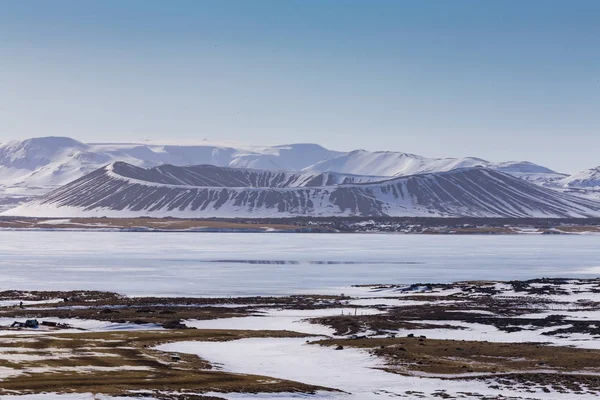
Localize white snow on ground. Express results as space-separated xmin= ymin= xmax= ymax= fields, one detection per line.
xmin=316 ymin=286 xmax=455 ymax=299
xmin=0 ymin=317 xmax=163 ymax=335
xmin=35 ymin=219 xmax=72 ymax=225
xmin=518 ymin=309 xmax=600 ymax=321
xmin=0 ymin=298 xmax=62 ymax=307
xmin=379 ymin=319 xmax=600 ymax=347
xmin=158 ymin=337 xmax=598 ymax=400
xmin=343 ymin=279 xmax=600 ymax=304
xmin=495 ymin=286 xmax=600 ymax=303
xmin=0 ymin=395 xmax=145 ymax=399
xmin=185 ymin=308 xmax=383 ymax=336
xmin=185 ymin=294 xmax=600 ymax=349
xmin=175 ymin=284 xmax=600 ymax=399
xmin=319 ymin=285 xmax=468 ymax=299
xmin=345 ymin=298 xmax=430 ymax=307
xmin=0 ymin=365 xmax=23 ymax=380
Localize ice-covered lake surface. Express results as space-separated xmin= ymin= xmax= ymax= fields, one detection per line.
xmin=0 ymin=232 xmax=599 ymax=297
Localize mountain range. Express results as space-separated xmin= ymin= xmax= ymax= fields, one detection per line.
xmin=1 ymin=136 xmax=599 ymax=218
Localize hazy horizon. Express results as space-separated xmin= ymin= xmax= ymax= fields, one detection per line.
xmin=1 ymin=0 xmax=599 ymax=173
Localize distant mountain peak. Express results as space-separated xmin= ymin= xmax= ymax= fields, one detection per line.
xmin=561 ymin=166 xmax=600 ymax=189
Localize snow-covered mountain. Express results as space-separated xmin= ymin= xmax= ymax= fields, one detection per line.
xmin=302 ymin=150 xmax=567 ymax=184
xmin=0 ymin=136 xmax=565 ymax=192
xmin=0 ymin=137 xmax=110 ymax=191
xmin=6 ymin=162 xmax=600 ymax=218
xmin=492 ymin=161 xmax=568 ymax=185
xmin=303 ymin=150 xmax=488 ymax=176
xmin=0 ymin=136 xmax=597 ymax=213
xmin=560 ymin=166 xmax=600 ymax=189
xmin=0 ymin=137 xmax=343 ymax=193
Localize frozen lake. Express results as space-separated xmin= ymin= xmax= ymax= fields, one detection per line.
xmin=0 ymin=232 xmax=599 ymax=297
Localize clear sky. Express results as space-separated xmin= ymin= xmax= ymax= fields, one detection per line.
xmin=0 ymin=0 xmax=598 ymax=173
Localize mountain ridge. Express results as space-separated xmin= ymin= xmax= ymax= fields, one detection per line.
xmin=105 ymin=161 xmax=386 ymax=188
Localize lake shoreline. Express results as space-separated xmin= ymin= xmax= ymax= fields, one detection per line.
xmin=2 ymin=216 xmax=600 ymax=234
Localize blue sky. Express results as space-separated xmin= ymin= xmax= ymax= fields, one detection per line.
xmin=0 ymin=0 xmax=598 ymax=173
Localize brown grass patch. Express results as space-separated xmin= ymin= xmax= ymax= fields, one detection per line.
xmin=0 ymin=329 xmax=330 ymax=398
xmin=316 ymin=336 xmax=600 ymax=376
xmin=0 ymin=217 xmax=317 ymax=232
